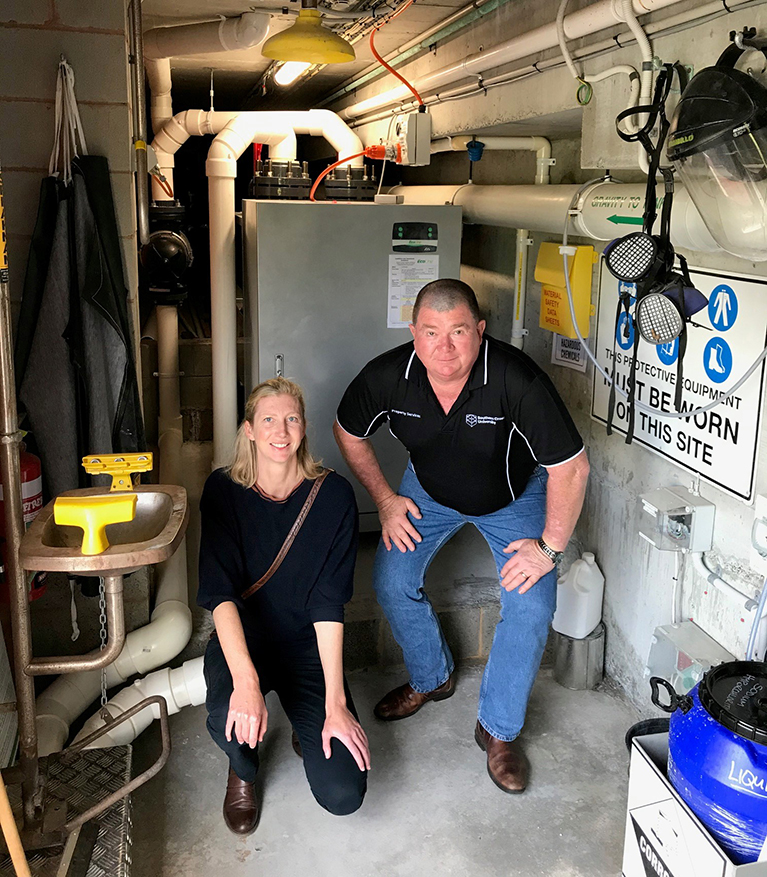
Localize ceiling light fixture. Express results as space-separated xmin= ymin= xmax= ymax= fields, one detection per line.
xmin=261 ymin=0 xmax=356 ymax=65
xmin=274 ymin=60 xmax=312 ymax=86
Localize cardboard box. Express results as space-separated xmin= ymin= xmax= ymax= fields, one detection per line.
xmin=623 ymin=734 xmax=767 ymax=877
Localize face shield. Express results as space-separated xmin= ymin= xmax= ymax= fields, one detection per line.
xmin=668 ymin=62 xmax=767 ymax=262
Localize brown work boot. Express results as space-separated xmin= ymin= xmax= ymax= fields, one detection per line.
xmin=374 ymin=674 xmax=455 ymax=721
xmin=223 ymin=767 xmax=260 ymax=836
xmin=474 ymin=721 xmax=529 ymax=794
xmin=291 ymin=728 xmax=302 ymax=759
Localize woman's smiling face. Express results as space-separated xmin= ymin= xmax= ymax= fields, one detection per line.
xmin=244 ymin=393 xmax=305 ymax=465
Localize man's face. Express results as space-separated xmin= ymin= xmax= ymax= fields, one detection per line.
xmin=410 ymin=303 xmax=486 ymax=384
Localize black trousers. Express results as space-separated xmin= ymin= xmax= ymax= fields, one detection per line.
xmin=203 ymin=634 xmax=367 ymax=816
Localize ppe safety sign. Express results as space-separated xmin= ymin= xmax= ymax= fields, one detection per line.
xmin=591 ymin=264 xmax=767 ymax=501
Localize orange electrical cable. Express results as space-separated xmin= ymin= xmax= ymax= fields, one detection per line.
xmin=155 ymin=176 xmax=174 ymax=199
xmin=370 ymin=0 xmax=424 ymax=106
xmin=309 ymin=151 xmax=366 ymax=201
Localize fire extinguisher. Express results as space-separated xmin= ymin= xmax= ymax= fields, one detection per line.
xmin=0 ymin=442 xmax=46 ymax=602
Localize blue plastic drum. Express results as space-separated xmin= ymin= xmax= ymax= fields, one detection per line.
xmin=651 ymin=662 xmax=767 ymax=865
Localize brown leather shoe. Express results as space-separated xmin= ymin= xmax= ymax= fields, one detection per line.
xmin=223 ymin=767 xmax=260 ymax=836
xmin=291 ymin=729 xmax=302 ymax=759
xmin=374 ymin=674 xmax=455 ymax=721
xmin=474 ymin=721 xmax=529 ymax=794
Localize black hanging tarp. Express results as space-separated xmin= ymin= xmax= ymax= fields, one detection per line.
xmin=16 ymin=155 xmax=145 ymax=498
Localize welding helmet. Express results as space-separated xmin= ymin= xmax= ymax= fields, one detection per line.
xmin=668 ymin=37 xmax=767 ymax=261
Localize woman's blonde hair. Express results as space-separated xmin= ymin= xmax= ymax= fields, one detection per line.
xmin=227 ymin=377 xmax=324 ymax=488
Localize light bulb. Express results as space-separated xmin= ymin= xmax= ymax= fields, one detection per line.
xmin=274 ymin=61 xmax=311 ymax=86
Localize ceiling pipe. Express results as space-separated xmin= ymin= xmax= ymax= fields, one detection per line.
xmin=337 ymin=0 xmax=688 ymax=121
xmin=430 ymin=136 xmax=553 ymax=185
xmin=143 ymin=13 xmax=271 ymax=135
xmin=389 ymin=182 xmax=720 ymax=253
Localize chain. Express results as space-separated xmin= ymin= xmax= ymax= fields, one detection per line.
xmin=98 ymin=576 xmax=110 ymax=720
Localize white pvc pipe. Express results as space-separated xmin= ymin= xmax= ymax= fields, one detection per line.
xmin=430 ymin=136 xmax=553 ymax=184
xmin=512 ymin=229 xmax=530 ymax=350
xmin=143 ymin=13 xmax=271 ymax=59
xmin=338 ymin=0 xmax=688 ymax=121
xmin=690 ymin=552 xmax=756 ymax=609
xmin=389 ymin=181 xmax=721 ymax=253
xmin=151 ymin=109 xmax=363 ymax=201
xmin=35 ymin=574 xmax=193 ymax=755
xmin=143 ymin=13 xmax=271 ymax=135
xmin=73 ymin=657 xmax=206 ymax=748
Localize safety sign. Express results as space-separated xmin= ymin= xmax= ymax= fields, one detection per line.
xmin=592 ymin=264 xmax=767 ymax=501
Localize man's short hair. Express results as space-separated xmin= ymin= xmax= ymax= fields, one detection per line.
xmin=412 ymin=279 xmax=482 ymax=325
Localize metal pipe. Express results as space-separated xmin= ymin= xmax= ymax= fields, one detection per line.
xmin=26 ymin=576 xmax=125 ymax=676
xmin=0 ymin=164 xmax=41 ymax=830
xmin=129 ymin=0 xmax=150 ymax=246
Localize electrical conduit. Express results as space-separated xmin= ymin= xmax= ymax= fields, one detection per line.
xmin=337 ymin=0 xmax=687 ymax=121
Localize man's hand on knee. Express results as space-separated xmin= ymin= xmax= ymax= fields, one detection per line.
xmin=500 ymin=538 xmax=554 ymax=594
xmin=378 ymin=494 xmax=422 ymax=553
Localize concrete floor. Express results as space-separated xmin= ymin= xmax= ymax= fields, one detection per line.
xmin=131 ymin=663 xmax=638 ymax=877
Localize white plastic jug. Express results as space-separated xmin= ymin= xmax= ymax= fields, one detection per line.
xmin=552 ymin=552 xmax=605 ymax=639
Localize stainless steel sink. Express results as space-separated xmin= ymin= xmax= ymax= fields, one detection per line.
xmin=20 ymin=485 xmax=189 ymax=575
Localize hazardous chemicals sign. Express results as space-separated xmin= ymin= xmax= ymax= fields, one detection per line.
xmin=592 ymin=265 xmax=767 ymax=502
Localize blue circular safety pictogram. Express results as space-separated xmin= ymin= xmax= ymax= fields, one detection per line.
xmin=703 ymin=337 xmax=733 ymax=384
xmin=616 ymin=312 xmax=635 ymax=350
xmin=707 ymin=284 xmax=737 ymax=332
xmin=656 ymin=337 xmax=679 ymax=366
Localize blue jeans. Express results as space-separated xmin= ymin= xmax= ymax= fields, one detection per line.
xmin=373 ymin=463 xmax=556 ymax=742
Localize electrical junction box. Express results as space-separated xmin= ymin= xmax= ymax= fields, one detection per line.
xmin=534 ymin=242 xmax=596 ymax=339
xmin=638 ymin=486 xmax=715 ymax=553
xmin=393 ymin=111 xmax=431 ymax=166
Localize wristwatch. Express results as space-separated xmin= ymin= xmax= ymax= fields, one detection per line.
xmin=537 ymin=538 xmax=564 ymax=565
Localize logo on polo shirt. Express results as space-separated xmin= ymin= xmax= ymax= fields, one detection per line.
xmin=466 ymin=414 xmax=505 ymax=427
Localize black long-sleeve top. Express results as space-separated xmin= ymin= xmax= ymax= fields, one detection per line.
xmin=197 ymin=468 xmax=359 ymax=651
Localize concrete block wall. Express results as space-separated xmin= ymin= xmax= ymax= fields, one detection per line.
xmin=0 ymin=0 xmax=139 ymax=345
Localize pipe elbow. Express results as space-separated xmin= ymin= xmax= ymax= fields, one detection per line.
xmin=114 ymin=601 xmax=192 ymax=680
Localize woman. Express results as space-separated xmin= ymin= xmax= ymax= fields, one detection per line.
xmin=198 ymin=377 xmax=369 ymax=836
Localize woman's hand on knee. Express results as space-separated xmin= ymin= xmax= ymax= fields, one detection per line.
xmin=322 ymin=706 xmax=371 ymax=772
xmin=226 ymin=683 xmax=268 ymax=748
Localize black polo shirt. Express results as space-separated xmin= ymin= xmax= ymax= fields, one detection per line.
xmin=336 ymin=335 xmax=584 ymax=516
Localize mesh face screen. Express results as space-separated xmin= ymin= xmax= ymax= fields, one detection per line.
xmin=636 ymin=293 xmax=683 ymax=344
xmin=605 ymin=233 xmax=657 ymax=282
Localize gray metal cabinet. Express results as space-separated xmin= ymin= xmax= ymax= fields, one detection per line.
xmin=241 ymin=200 xmax=463 ymax=527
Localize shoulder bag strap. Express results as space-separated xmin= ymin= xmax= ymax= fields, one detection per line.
xmin=240 ymin=468 xmax=332 ymax=601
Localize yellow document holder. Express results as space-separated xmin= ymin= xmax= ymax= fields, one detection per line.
xmin=535 ymin=242 xmax=596 ymax=339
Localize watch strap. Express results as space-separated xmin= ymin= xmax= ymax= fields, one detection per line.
xmin=537 ymin=537 xmax=563 ymax=564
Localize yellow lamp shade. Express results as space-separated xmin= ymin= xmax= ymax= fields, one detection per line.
xmin=262 ymin=9 xmax=355 ymax=64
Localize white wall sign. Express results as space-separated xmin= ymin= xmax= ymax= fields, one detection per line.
xmin=387 ymin=254 xmax=439 ymax=328
xmin=591 ymin=264 xmax=767 ymax=501
xmin=552 ymin=334 xmax=588 ymax=372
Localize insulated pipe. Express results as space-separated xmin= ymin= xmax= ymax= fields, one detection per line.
xmin=338 ymin=0 xmax=688 ymax=120
xmin=430 ymin=136 xmax=553 ymax=185
xmin=143 ymin=13 xmax=271 ymax=135
xmin=150 ymin=109 xmax=363 ymax=201
xmin=73 ymin=657 xmax=206 ymax=748
xmin=389 ymin=182 xmax=721 ymax=253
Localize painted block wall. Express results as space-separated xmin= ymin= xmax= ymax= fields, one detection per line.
xmin=0 ymin=0 xmax=139 ymax=351
xmin=352 ymin=1 xmax=767 ymax=713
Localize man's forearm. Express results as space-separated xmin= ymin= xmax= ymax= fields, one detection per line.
xmin=333 ymin=422 xmax=396 ymax=508
xmin=541 ymin=451 xmax=590 ymax=552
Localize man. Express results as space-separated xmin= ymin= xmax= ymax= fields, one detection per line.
xmin=334 ymin=279 xmax=589 ymax=794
